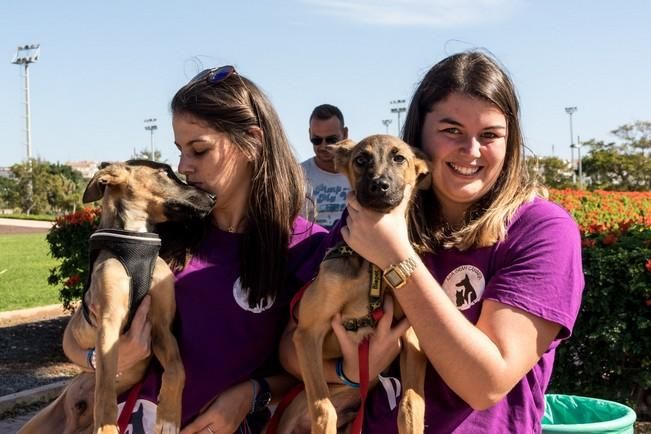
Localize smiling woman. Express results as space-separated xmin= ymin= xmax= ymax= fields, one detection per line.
xmin=332 ymin=51 xmax=584 ymax=434
xmin=421 ymin=93 xmax=507 ymax=226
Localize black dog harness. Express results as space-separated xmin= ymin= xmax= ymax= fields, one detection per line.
xmin=81 ymin=229 xmax=161 ymax=332
xmin=290 ymin=242 xmax=386 ymax=332
xmin=324 ymin=243 xmax=386 ymax=332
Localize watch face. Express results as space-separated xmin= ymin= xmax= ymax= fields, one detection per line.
xmin=254 ymin=391 xmax=272 ymax=412
xmin=384 ymin=269 xmax=404 ymax=287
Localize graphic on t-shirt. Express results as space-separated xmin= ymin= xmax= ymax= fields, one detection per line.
xmin=378 ymin=375 xmax=402 ymax=411
xmin=442 ymin=265 xmax=485 ymax=310
xmin=455 ymin=274 xmax=477 ymax=306
xmin=233 ymin=277 xmax=276 ymax=313
xmin=117 ymin=400 xmax=157 ymax=434
xmin=312 ymin=183 xmax=349 ymax=226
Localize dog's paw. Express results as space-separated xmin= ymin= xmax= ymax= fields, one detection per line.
xmin=96 ymin=425 xmax=120 ymax=434
xmin=155 ymin=419 xmax=180 ymax=434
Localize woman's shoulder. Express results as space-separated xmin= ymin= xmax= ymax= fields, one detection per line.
xmin=289 ymin=216 xmax=329 ymax=249
xmin=502 ymin=196 xmax=581 ymax=250
xmin=509 ymin=196 xmax=578 ymax=231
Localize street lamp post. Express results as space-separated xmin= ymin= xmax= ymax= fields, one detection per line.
xmin=576 ymin=135 xmax=583 ymax=188
xmin=390 ymin=100 xmax=406 ymax=136
xmin=564 ymin=106 xmax=578 ymax=184
xmin=381 ymin=119 xmax=392 ymax=134
xmin=12 ymin=44 xmax=40 ymax=161
xmin=144 ymin=118 xmax=158 ymax=161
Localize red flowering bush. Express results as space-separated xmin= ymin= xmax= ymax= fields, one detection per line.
xmin=46 ymin=207 xmax=101 ymax=310
xmin=549 ymin=189 xmax=651 ymax=233
xmin=547 ymin=189 xmax=651 ymax=417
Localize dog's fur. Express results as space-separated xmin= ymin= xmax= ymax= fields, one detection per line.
xmin=284 ymin=135 xmax=431 ymax=434
xmin=18 ymin=161 xmax=214 ymax=434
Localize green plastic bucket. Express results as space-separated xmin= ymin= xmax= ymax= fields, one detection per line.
xmin=542 ymin=394 xmax=637 ymax=434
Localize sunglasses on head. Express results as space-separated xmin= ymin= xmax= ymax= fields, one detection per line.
xmin=310 ymin=135 xmax=341 ymax=146
xmin=188 ymin=65 xmax=261 ymax=127
xmin=190 ymin=65 xmax=237 ymax=84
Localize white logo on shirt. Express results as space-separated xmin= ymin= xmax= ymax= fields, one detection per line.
xmin=232 ymin=277 xmax=275 ymax=313
xmin=442 ymin=265 xmax=485 ymax=310
xmin=379 ymin=375 xmax=402 ymax=410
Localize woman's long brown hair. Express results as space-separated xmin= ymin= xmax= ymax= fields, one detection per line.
xmin=403 ymin=51 xmax=545 ymax=252
xmin=168 ymin=69 xmax=305 ymax=307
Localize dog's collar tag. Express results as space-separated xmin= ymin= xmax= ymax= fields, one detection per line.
xmin=369 ymin=264 xmax=384 ymax=308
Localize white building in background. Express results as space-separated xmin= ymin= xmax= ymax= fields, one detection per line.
xmin=0 ymin=167 xmax=12 ymax=179
xmin=66 ymin=161 xmax=100 ymax=179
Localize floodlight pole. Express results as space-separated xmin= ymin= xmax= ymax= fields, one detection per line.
xmin=144 ymin=118 xmax=158 ymax=161
xmin=382 ymin=119 xmax=392 ymax=134
xmin=390 ymin=99 xmax=406 ymax=136
xmin=12 ymin=44 xmax=40 ymax=213
xmin=12 ymin=44 xmax=40 ymax=161
xmin=564 ymin=106 xmax=578 ymax=184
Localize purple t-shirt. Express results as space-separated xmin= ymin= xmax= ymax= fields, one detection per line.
xmin=135 ymin=217 xmax=327 ymax=426
xmin=361 ymin=198 xmax=584 ymax=434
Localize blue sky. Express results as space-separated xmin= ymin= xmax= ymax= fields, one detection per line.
xmin=1 ymin=0 xmax=649 ymax=168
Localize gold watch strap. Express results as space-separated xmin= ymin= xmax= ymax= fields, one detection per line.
xmin=383 ymin=256 xmax=418 ymax=289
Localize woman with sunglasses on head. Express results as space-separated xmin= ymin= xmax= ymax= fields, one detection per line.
xmin=55 ymin=66 xmax=328 ymax=434
xmin=162 ymin=66 xmax=328 ymax=433
xmin=283 ymin=52 xmax=584 ymax=433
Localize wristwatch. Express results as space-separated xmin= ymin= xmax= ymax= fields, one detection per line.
xmin=251 ymin=377 xmax=272 ymax=413
xmin=383 ymin=256 xmax=418 ymax=290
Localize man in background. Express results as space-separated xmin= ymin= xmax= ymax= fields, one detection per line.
xmin=300 ymin=104 xmax=350 ymax=229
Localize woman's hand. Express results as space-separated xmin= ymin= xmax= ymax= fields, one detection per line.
xmin=87 ymin=295 xmax=152 ymax=373
xmin=115 ymin=295 xmax=152 ymax=372
xmin=341 ymin=185 xmax=415 ymax=269
xmin=331 ymin=295 xmax=410 ymax=383
xmin=180 ymin=380 xmax=253 ymax=434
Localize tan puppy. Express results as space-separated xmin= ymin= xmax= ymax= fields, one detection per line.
xmin=290 ymin=135 xmax=430 ymax=434
xmin=19 ymin=160 xmax=214 ymax=434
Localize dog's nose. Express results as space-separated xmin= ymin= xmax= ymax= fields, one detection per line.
xmin=369 ymin=178 xmax=390 ymax=194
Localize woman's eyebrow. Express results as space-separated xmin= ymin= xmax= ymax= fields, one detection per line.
xmin=438 ymin=117 xmax=463 ymax=126
xmin=438 ymin=117 xmax=506 ymax=130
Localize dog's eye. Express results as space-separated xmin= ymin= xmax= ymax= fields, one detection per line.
xmin=354 ymin=156 xmax=367 ymax=166
xmin=393 ymin=155 xmax=406 ymax=164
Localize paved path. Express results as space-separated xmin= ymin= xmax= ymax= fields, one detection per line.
xmin=0 ymin=409 xmax=40 ymax=433
xmin=0 ymin=218 xmax=53 ymax=229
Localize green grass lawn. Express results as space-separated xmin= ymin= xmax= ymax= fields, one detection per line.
xmin=0 ymin=233 xmax=61 ymax=312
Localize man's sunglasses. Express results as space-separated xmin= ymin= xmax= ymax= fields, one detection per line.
xmin=188 ymin=65 xmax=261 ymax=127
xmin=310 ymin=135 xmax=341 ymax=146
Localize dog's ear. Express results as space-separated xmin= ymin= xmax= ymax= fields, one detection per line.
xmin=325 ymin=139 xmax=357 ymax=174
xmin=411 ymin=148 xmax=432 ymax=190
xmin=82 ymin=164 xmax=129 ymax=203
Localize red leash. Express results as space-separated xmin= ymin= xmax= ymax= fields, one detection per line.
xmin=350 ymin=306 xmax=384 ymax=434
xmin=265 ymin=383 xmax=305 ymax=434
xmin=117 ymin=381 xmax=143 ymax=432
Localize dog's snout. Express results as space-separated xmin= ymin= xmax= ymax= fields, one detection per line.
xmin=369 ymin=177 xmax=390 ymax=194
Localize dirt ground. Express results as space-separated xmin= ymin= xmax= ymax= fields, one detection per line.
xmin=0 ymin=313 xmax=80 ymax=397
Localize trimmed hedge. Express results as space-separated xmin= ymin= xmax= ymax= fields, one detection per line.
xmin=548 ymin=189 xmax=651 ymax=419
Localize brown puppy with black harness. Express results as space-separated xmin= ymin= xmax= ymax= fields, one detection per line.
xmin=18 ymin=160 xmax=214 ymax=434
xmin=288 ymin=135 xmax=430 ymax=434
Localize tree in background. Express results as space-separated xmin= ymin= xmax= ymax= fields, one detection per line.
xmin=0 ymin=176 xmax=18 ymax=210
xmin=611 ymin=120 xmax=651 ymax=151
xmin=131 ymin=148 xmax=165 ymax=162
xmin=526 ymin=156 xmax=575 ymax=189
xmin=7 ymin=159 xmax=85 ymax=214
xmin=581 ymin=122 xmax=651 ymax=191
